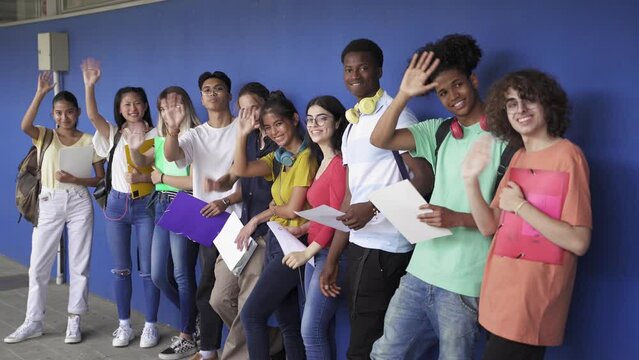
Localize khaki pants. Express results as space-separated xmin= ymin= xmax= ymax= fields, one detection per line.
xmin=210 ymin=236 xmax=282 ymax=360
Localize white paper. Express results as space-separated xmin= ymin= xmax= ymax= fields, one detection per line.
xmin=267 ymin=221 xmax=314 ymax=267
xmin=295 ymin=205 xmax=350 ymax=233
xmin=369 ymin=180 xmax=452 ymax=243
xmin=213 ymin=212 xmax=255 ymax=272
xmin=59 ymin=146 xmax=94 ymax=178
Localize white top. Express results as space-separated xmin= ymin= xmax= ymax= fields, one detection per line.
xmin=92 ymin=123 xmax=158 ymax=193
xmin=177 ymin=120 xmax=241 ymax=216
xmin=341 ymin=90 xmax=418 ymax=253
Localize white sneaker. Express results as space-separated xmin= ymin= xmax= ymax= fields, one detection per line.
xmin=158 ymin=336 xmax=198 ymax=360
xmin=140 ymin=323 xmax=159 ymax=348
xmin=112 ymin=325 xmax=135 ymax=347
xmin=65 ymin=315 xmax=82 ymax=344
xmin=4 ymin=319 xmax=43 ymax=343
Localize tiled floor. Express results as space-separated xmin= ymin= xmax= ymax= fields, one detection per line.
xmin=0 ymin=255 xmax=178 ymax=360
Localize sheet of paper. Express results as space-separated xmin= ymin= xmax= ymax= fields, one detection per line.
xmin=59 ymin=146 xmax=93 ymax=178
xmin=295 ymin=205 xmax=350 ymax=233
xmin=267 ymin=221 xmax=314 ymax=267
xmin=156 ymin=192 xmax=230 ymax=247
xmin=369 ymin=180 xmax=452 ymax=244
xmin=213 ymin=212 xmax=256 ymax=272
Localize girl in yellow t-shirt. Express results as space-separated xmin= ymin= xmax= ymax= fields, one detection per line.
xmin=233 ymin=91 xmax=318 ymax=359
xmin=4 ymin=72 xmax=104 ymax=345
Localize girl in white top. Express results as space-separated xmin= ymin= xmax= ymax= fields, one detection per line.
xmin=81 ymin=58 xmax=161 ymax=349
xmin=4 ymin=72 xmax=104 ymax=345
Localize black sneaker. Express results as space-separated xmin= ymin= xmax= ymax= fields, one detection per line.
xmin=159 ymin=336 xmax=198 ymax=360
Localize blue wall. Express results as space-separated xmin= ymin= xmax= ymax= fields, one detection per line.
xmin=1 ymin=0 xmax=637 ymax=358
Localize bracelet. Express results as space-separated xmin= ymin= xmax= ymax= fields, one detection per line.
xmin=372 ymin=203 xmax=380 ymax=217
xmin=514 ymin=200 xmax=528 ymax=216
xmin=160 ymin=174 xmax=165 ymax=184
xmin=222 ymin=197 xmax=231 ymax=207
xmin=272 ymin=205 xmax=277 ymax=217
xmin=166 ymin=128 xmax=180 ymax=137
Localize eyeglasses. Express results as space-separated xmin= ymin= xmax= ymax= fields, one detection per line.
xmin=201 ymin=85 xmax=227 ymax=97
xmin=505 ymin=98 xmax=538 ymax=114
xmin=306 ymin=114 xmax=333 ymax=127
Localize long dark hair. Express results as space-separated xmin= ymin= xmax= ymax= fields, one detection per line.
xmin=53 ymin=91 xmax=80 ymax=128
xmin=113 ymin=86 xmax=153 ymax=130
xmin=305 ymin=95 xmax=347 ymax=162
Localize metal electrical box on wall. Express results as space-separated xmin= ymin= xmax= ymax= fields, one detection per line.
xmin=38 ymin=32 xmax=69 ymax=71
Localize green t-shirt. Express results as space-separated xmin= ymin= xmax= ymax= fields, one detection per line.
xmin=407 ymin=118 xmax=507 ymax=297
xmin=154 ymin=137 xmax=189 ymax=192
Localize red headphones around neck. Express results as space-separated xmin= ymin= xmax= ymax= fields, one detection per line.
xmin=450 ymin=115 xmax=489 ymax=139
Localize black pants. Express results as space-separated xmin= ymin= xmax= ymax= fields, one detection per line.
xmin=483 ymin=332 xmax=546 ymax=360
xmin=345 ymin=243 xmax=412 ymax=360
xmin=196 ymin=244 xmax=223 ymax=351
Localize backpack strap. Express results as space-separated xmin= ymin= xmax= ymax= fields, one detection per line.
xmin=494 ymin=143 xmax=518 ymax=192
xmin=105 ymin=131 xmax=122 ymax=187
xmin=433 ymin=117 xmax=454 ymax=172
xmin=346 ymin=123 xmax=409 ymax=180
xmin=37 ymin=128 xmax=55 ymax=169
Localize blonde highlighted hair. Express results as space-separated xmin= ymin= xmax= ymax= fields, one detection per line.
xmin=156 ymin=86 xmax=201 ymax=136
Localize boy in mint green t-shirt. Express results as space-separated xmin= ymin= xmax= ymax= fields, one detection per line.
xmin=368 ymin=34 xmax=510 ymax=359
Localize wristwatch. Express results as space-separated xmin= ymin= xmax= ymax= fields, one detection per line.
xmin=222 ymin=197 xmax=231 ymax=207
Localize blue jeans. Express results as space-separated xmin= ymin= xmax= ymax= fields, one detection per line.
xmin=240 ymin=231 xmax=306 ymax=360
xmin=301 ymin=248 xmax=348 ymax=360
xmin=371 ymin=273 xmax=480 ymax=360
xmin=105 ymin=190 xmax=159 ymax=322
xmin=150 ymin=192 xmax=199 ymax=334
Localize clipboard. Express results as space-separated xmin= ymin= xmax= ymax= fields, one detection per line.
xmin=125 ymin=139 xmax=154 ymax=198
xmin=493 ymin=168 xmax=569 ymax=264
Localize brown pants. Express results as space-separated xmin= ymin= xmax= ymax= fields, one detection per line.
xmin=209 ymin=237 xmax=282 ymax=360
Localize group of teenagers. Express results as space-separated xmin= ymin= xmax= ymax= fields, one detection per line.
xmin=4 ymin=33 xmax=592 ymax=360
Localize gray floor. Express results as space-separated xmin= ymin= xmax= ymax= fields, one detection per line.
xmin=0 ymin=255 xmax=179 ymax=360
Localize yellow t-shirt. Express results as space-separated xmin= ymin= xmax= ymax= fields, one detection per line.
xmin=260 ymin=147 xmax=317 ymax=227
xmin=34 ymin=126 xmax=102 ymax=190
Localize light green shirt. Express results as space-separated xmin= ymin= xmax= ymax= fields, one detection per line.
xmin=407 ymin=118 xmax=507 ymax=297
xmin=154 ymin=137 xmax=189 ymax=192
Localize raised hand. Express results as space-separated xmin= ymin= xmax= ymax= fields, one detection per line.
xmin=81 ymin=58 xmax=101 ymax=87
xmin=398 ymin=51 xmax=441 ymax=98
xmin=160 ymin=92 xmax=185 ymax=131
xmin=237 ymin=106 xmax=259 ymax=137
xmin=121 ymin=120 xmax=147 ymax=150
xmin=36 ymin=71 xmax=55 ymax=96
xmin=461 ymin=133 xmax=494 ymax=180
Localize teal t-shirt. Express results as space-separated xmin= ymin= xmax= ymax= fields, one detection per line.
xmin=407 ymin=118 xmax=507 ymax=297
xmin=154 ymin=137 xmax=189 ymax=192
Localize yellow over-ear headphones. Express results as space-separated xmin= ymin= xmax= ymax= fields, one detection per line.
xmin=345 ymin=88 xmax=384 ymax=124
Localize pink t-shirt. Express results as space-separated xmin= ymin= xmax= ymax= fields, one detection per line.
xmin=480 ymin=139 xmax=592 ymax=346
xmin=306 ymin=155 xmax=346 ymax=248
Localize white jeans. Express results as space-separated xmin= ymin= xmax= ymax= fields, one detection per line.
xmin=26 ymin=187 xmax=94 ymax=321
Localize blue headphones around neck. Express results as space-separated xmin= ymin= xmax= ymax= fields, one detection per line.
xmin=274 ymin=137 xmax=308 ymax=167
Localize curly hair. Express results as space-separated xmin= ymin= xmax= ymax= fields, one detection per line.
xmin=485 ymin=69 xmax=571 ymax=148
xmin=416 ymin=34 xmax=482 ymax=82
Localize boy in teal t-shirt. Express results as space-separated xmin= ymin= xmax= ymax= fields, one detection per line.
xmin=368 ymin=34 xmax=511 ymax=359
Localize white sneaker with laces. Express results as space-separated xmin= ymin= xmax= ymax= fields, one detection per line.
xmin=4 ymin=319 xmax=43 ymax=344
xmin=158 ymin=336 xmax=198 ymax=360
xmin=65 ymin=315 xmax=82 ymax=344
xmin=140 ymin=323 xmax=159 ymax=348
xmin=112 ymin=324 xmax=135 ymax=347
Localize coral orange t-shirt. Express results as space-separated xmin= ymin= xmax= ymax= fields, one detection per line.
xmin=480 ymin=139 xmax=592 ymax=346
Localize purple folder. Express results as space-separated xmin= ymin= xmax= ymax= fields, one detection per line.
xmin=156 ymin=192 xmax=230 ymax=247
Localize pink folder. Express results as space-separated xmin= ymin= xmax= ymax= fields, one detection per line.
xmin=493 ymin=168 xmax=569 ymax=265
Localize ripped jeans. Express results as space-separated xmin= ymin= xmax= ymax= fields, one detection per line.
xmin=105 ymin=190 xmax=159 ymax=322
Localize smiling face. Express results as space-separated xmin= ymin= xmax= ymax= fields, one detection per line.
xmin=119 ymin=92 xmax=147 ymax=124
xmin=201 ymin=78 xmax=231 ymax=112
xmin=433 ymin=69 xmax=479 ymax=120
xmin=505 ymin=87 xmax=547 ymax=139
xmin=306 ymin=104 xmax=337 ymax=147
xmin=53 ymin=100 xmax=80 ymax=129
xmin=343 ymin=51 xmax=382 ymax=100
xmin=262 ymin=112 xmax=298 ymax=149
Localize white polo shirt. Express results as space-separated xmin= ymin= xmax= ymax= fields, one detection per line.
xmin=341 ymin=90 xmax=418 ymax=253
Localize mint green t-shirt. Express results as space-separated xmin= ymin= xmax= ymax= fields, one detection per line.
xmin=407 ymin=118 xmax=507 ymax=297
xmin=154 ymin=137 xmax=189 ymax=192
